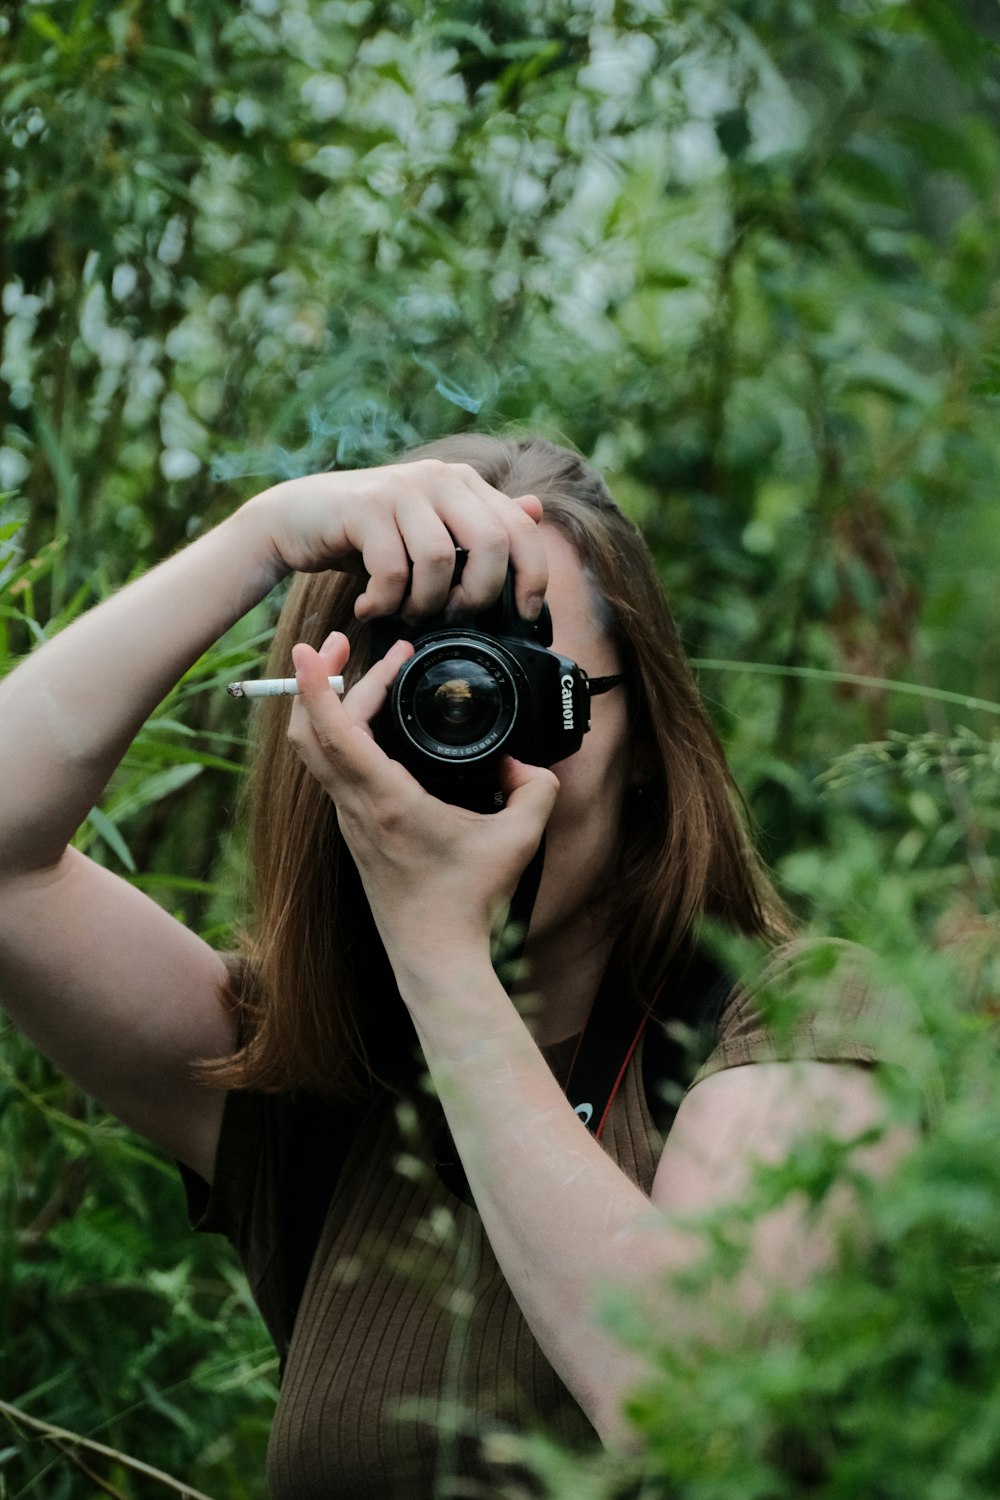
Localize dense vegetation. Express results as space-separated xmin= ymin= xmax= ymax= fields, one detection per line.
xmin=3 ymin=0 xmax=1000 ymax=1494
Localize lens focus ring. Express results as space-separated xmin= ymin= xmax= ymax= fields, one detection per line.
xmin=395 ymin=639 xmax=521 ymax=764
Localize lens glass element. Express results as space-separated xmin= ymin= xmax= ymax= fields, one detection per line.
xmin=411 ymin=659 xmax=503 ymax=747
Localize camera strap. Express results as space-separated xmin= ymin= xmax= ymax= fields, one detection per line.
xmin=563 ymin=946 xmax=733 ymax=1140
xmin=562 ymin=960 xmax=650 ymax=1139
xmin=504 ymin=834 xmax=546 ymax=957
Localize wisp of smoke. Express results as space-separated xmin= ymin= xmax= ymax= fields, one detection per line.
xmin=210 ymin=361 xmax=512 ymax=485
xmin=211 ymin=392 xmax=421 ymax=484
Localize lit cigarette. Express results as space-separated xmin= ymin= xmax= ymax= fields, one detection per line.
xmin=226 ymin=676 xmax=345 ymax=699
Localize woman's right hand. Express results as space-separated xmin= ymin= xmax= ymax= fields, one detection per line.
xmin=241 ymin=459 xmax=548 ymax=623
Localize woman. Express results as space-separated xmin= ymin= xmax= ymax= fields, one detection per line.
xmin=0 ymin=435 xmax=906 ymax=1496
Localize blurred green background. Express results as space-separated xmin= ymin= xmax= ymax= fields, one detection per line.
xmin=3 ymin=1 xmax=1000 ymax=1495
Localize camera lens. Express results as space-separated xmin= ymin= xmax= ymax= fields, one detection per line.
xmin=394 ymin=638 xmax=521 ymax=766
xmin=412 ymin=659 xmax=504 ymax=747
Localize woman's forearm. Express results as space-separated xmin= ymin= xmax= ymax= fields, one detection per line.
xmin=401 ymin=956 xmax=699 ymax=1446
xmin=0 ymin=501 xmax=284 ymax=875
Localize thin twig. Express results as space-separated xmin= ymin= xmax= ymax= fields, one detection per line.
xmin=0 ymin=1397 xmax=218 ymax=1500
xmin=49 ymin=1435 xmax=131 ymax=1500
xmin=692 ymin=660 xmax=1000 ymax=720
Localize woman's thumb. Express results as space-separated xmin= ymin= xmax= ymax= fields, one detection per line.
xmin=499 ymin=757 xmax=560 ymax=824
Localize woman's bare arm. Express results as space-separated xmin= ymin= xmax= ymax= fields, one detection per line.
xmin=0 ymin=507 xmax=285 ymax=1177
xmin=0 ymin=463 xmax=547 ymax=1179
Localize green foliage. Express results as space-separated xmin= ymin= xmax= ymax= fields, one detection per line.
xmin=0 ymin=1025 xmax=277 ymax=1497
xmin=463 ymin=868 xmax=1000 ymax=1499
xmin=613 ymin=854 xmax=1000 ymax=1499
xmin=3 ymin=0 xmax=1000 ymax=1493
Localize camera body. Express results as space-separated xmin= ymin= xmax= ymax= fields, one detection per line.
xmin=370 ymin=571 xmax=591 ymax=811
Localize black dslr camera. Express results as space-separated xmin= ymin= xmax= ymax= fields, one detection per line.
xmin=370 ymin=567 xmax=592 ymax=812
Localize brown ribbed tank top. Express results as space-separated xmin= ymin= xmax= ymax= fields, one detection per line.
xmin=179 ymin=939 xmax=893 ymax=1498
xmin=265 ymin=1034 xmax=662 ymax=1498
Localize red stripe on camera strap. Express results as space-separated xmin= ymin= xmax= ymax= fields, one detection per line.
xmin=563 ymin=959 xmax=653 ymax=1139
xmin=506 ymin=838 xmax=651 ymax=1138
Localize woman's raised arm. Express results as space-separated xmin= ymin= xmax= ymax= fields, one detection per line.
xmin=0 ymin=462 xmax=547 ymax=1179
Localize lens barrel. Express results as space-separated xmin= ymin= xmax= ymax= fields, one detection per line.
xmin=395 ymin=638 xmax=521 ymax=764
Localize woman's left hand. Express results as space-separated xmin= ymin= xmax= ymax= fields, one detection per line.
xmin=287 ymin=632 xmax=560 ymax=991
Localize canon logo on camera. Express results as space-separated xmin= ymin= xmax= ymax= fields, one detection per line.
xmin=560 ymin=673 xmax=575 ymax=731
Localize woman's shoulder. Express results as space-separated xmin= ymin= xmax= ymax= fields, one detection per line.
xmin=693 ymin=935 xmax=922 ymax=1084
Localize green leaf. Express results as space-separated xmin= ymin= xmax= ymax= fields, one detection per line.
xmin=890 ymin=117 xmax=998 ymax=198
xmin=84 ymin=804 xmax=136 ymax=871
xmin=839 ymin=352 xmax=940 ymax=408
xmin=127 ymin=739 xmax=246 ymax=775
xmin=26 ymin=12 xmax=69 ymax=48
xmin=105 ymin=762 xmax=204 ymax=822
xmin=127 ymin=873 xmax=223 ymax=897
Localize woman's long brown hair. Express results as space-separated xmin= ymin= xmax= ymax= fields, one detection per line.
xmin=207 ymin=435 xmax=793 ymax=1099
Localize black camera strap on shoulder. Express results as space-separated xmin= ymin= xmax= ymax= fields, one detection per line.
xmin=564 ymin=945 xmax=734 ymax=1141
xmin=562 ymin=960 xmax=649 ymax=1139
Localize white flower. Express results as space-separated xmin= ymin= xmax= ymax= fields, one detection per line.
xmin=0 ymin=446 xmax=30 ymax=489
xmin=301 ymin=74 xmax=347 ymax=122
xmin=111 ymin=264 xmax=138 ymax=301
xmin=160 ymin=447 xmax=201 ymax=481
xmin=157 ymin=215 xmax=187 ymax=266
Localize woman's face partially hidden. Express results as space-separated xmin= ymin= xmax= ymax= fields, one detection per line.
xmin=523 ymin=525 xmax=633 ymax=950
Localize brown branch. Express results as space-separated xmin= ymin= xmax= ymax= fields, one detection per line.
xmin=48 ymin=1434 xmax=131 ymax=1500
xmin=0 ymin=1397 xmax=218 ymax=1500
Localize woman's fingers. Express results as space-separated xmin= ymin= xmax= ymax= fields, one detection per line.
xmin=353 ymin=517 xmax=414 ymax=620
xmin=514 ymin=493 xmax=544 ymax=525
xmin=344 ymin=461 xmax=547 ymax=624
xmin=289 ymin=642 xmax=400 ymax=796
xmin=497 ymin=758 xmax=560 ymax=853
xmin=392 ymin=499 xmax=464 ymax=622
xmin=499 ymin=757 xmax=560 ymax=816
xmin=293 ymin=634 xmax=414 ymax=739
xmin=341 ymin=637 xmax=413 ymax=731
xmin=434 ymin=467 xmax=548 ymax=620
xmin=500 ymin=500 xmax=548 ymax=621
